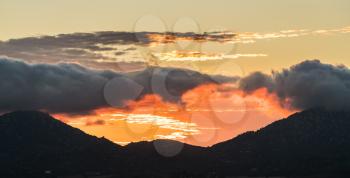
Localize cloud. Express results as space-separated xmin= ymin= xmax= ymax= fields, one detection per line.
xmin=86 ymin=119 xmax=106 ymax=126
xmin=0 ymin=57 xmax=117 ymax=114
xmin=0 ymin=57 xmax=233 ymax=114
xmin=116 ymin=114 xmax=198 ymax=134
xmin=239 ymin=72 xmax=275 ymax=93
xmin=0 ymin=32 xmax=145 ymax=71
xmin=239 ymin=60 xmax=350 ymax=111
xmin=153 ymin=51 xmax=267 ymax=62
xmin=235 ymin=26 xmax=350 ymax=44
xmin=1 ymin=26 xmax=348 ymax=69
xmin=0 ymin=31 xmax=237 ymax=69
xmin=57 ymin=107 xmax=201 ymax=143
xmin=145 ymin=31 xmax=236 ymax=45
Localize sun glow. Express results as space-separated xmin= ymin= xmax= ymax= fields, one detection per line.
xmin=55 ymin=83 xmax=294 ymax=146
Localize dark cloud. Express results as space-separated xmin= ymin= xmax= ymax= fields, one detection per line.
xmin=0 ymin=57 xmax=232 ymax=114
xmin=239 ymin=60 xmax=350 ymax=111
xmin=238 ymin=72 xmax=275 ymax=93
xmin=103 ymin=66 xmax=236 ymax=107
xmin=0 ymin=32 xmax=142 ymax=71
xmin=0 ymin=31 xmax=236 ymax=72
xmin=0 ymin=57 xmax=118 ymax=114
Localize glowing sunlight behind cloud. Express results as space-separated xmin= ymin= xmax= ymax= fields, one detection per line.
xmin=55 ymin=82 xmax=294 ymax=146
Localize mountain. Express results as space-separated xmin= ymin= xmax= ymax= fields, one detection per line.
xmin=0 ymin=111 xmax=208 ymax=177
xmin=0 ymin=111 xmax=124 ymax=177
xmin=211 ymin=109 xmax=350 ymax=176
xmin=1 ymin=109 xmax=350 ymax=177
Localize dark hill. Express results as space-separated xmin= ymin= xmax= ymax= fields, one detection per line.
xmin=211 ymin=109 xmax=350 ymax=176
xmin=1 ymin=109 xmax=350 ymax=177
xmin=0 ymin=111 xmax=123 ymax=177
xmin=0 ymin=111 xmax=207 ymax=177
xmin=123 ymin=139 xmax=213 ymax=177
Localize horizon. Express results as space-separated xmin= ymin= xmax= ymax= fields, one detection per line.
xmin=0 ymin=107 xmax=341 ymax=147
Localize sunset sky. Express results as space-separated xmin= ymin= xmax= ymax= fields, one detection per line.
xmin=0 ymin=0 xmax=349 ymax=146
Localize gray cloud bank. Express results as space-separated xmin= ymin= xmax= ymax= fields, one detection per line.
xmin=0 ymin=32 xmax=147 ymax=71
xmin=0 ymin=31 xmax=236 ymax=72
xmin=1 ymin=57 xmax=348 ymax=114
xmin=239 ymin=60 xmax=350 ymax=111
xmin=0 ymin=57 xmax=231 ymax=114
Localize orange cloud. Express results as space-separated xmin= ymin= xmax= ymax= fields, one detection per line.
xmin=146 ymin=31 xmax=236 ymax=46
xmin=144 ymin=26 xmax=350 ymax=47
xmin=153 ymin=50 xmax=267 ymax=61
xmin=54 ymin=83 xmax=295 ymax=146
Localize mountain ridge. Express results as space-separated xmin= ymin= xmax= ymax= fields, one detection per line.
xmin=1 ymin=109 xmax=350 ymax=177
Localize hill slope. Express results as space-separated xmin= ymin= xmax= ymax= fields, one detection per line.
xmin=0 ymin=111 xmax=123 ymax=176
xmin=212 ymin=109 xmax=350 ymax=176
xmin=1 ymin=109 xmax=350 ymax=177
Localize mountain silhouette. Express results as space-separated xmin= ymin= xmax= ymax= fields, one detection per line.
xmin=1 ymin=109 xmax=350 ymax=177
xmin=0 ymin=111 xmax=123 ymax=177
xmin=211 ymin=109 xmax=350 ymax=176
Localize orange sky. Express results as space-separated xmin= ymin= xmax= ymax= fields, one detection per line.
xmin=54 ymin=83 xmax=294 ymax=147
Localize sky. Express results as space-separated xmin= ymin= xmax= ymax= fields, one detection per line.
xmin=1 ymin=0 xmax=350 ymax=73
xmin=1 ymin=0 xmax=350 ymax=38
xmin=0 ymin=0 xmax=350 ymax=146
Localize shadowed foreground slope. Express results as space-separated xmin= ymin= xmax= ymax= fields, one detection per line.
xmin=1 ymin=109 xmax=350 ymax=177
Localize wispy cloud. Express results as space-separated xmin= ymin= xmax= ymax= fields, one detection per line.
xmin=112 ymin=113 xmax=198 ymax=133
xmin=0 ymin=26 xmax=348 ymax=69
xmin=153 ymin=51 xmax=267 ymax=61
xmin=234 ymin=26 xmax=350 ymax=43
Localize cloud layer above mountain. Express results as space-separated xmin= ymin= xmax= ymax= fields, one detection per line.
xmin=0 ymin=56 xmax=349 ymax=115
xmin=0 ymin=57 xmax=231 ymax=114
xmin=239 ymin=60 xmax=350 ymax=111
